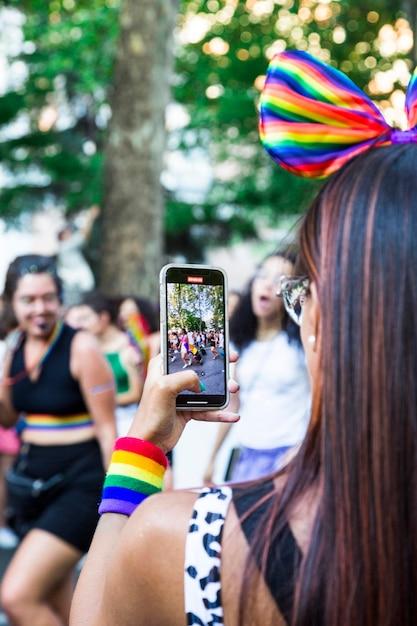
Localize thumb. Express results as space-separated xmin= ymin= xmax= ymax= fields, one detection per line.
xmin=159 ymin=370 xmax=201 ymax=398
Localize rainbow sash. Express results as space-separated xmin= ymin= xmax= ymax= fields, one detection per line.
xmin=24 ymin=413 xmax=94 ymax=431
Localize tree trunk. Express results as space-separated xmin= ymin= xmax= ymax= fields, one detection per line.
xmin=99 ymin=0 xmax=176 ymax=299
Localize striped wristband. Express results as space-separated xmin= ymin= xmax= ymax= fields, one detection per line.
xmin=98 ymin=437 xmax=168 ymax=517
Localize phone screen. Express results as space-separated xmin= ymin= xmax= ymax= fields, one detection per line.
xmin=162 ymin=265 xmax=228 ymax=409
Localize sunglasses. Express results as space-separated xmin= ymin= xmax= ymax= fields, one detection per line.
xmin=277 ymin=275 xmax=310 ymax=326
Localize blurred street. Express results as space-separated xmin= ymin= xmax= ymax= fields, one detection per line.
xmin=169 ymin=351 xmax=226 ymax=394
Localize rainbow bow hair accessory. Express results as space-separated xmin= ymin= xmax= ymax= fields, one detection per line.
xmin=259 ymin=50 xmax=417 ymax=179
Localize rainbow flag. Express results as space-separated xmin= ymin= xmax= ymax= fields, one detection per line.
xmin=126 ymin=312 xmax=151 ymax=367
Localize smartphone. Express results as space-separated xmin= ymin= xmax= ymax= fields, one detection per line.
xmin=160 ymin=263 xmax=229 ymax=410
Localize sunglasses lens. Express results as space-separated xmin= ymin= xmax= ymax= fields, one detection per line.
xmin=280 ymin=277 xmax=309 ymax=326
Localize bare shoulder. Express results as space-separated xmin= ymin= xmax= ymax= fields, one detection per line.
xmin=121 ymin=343 xmax=142 ymax=368
xmin=127 ymin=489 xmax=198 ymax=539
xmin=71 ymin=329 xmax=101 ymax=354
xmin=70 ymin=331 xmax=106 ymax=379
xmin=101 ymin=490 xmax=199 ymax=626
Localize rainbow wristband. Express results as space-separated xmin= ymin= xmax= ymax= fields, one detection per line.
xmin=98 ymin=437 xmax=168 ymax=517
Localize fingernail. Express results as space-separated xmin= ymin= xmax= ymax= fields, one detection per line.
xmin=199 ymin=381 xmax=206 ymax=392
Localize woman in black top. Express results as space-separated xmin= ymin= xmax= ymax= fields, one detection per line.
xmin=0 ymin=255 xmax=116 ymax=626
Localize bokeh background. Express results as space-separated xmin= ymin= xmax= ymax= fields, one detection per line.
xmin=0 ymin=0 xmax=415 ymax=293
xmin=0 ymin=5 xmax=415 ymax=612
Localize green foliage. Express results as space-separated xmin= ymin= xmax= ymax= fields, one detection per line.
xmin=167 ymin=283 xmax=222 ymax=330
xmin=0 ymin=0 xmax=413 ymax=253
xmin=174 ymin=0 xmax=410 ymax=247
xmin=0 ymin=0 xmax=118 ymax=218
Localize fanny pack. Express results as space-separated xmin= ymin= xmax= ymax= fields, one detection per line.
xmin=5 ymin=445 xmax=68 ymax=528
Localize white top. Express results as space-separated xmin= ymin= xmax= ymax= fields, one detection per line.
xmin=57 ymin=232 xmax=95 ymax=291
xmin=233 ymin=332 xmax=311 ymax=449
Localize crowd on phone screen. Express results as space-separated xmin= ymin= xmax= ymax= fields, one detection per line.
xmin=169 ymin=328 xmax=225 ymax=368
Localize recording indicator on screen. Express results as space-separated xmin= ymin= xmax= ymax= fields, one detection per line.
xmin=187 ymin=276 xmax=204 ymax=284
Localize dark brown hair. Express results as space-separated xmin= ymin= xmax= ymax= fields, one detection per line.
xmin=81 ymin=291 xmax=119 ymax=324
xmin=1 ymin=255 xmax=62 ymax=329
xmin=240 ymin=144 xmax=417 ymax=625
xmin=229 ymin=246 xmax=301 ymax=350
xmin=3 ymin=255 xmax=62 ymax=302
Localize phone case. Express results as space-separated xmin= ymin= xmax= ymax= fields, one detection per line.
xmin=159 ymin=263 xmax=229 ymax=411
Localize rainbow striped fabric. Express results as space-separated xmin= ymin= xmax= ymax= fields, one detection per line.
xmin=259 ymin=50 xmax=417 ymax=178
xmin=126 ymin=312 xmax=151 ymax=368
xmin=406 ymin=70 xmax=417 ymax=128
xmin=25 ymin=413 xmax=93 ymax=430
xmin=99 ymin=437 xmax=168 ymax=516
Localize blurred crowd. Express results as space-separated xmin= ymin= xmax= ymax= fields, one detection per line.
xmin=0 ymin=242 xmax=311 ymax=624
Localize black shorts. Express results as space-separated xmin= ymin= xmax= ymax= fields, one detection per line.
xmin=8 ymin=440 xmax=105 ymax=554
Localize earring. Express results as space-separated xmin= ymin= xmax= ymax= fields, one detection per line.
xmin=307 ymin=335 xmax=316 ymax=346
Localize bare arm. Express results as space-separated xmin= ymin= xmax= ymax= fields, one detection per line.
xmin=0 ymin=350 xmax=19 ymax=427
xmin=80 ymin=205 xmax=100 ymax=241
xmin=203 ymin=422 xmax=234 ymax=483
xmin=70 ymin=355 xmax=239 ymax=625
xmin=115 ymin=346 xmax=144 ymax=406
xmin=71 ymin=331 xmax=117 ymax=466
xmin=71 ymin=491 xmax=196 ymax=626
xmin=204 ymin=369 xmax=240 ymax=482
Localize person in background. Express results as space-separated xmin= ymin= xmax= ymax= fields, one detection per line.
xmin=0 ymin=254 xmax=116 ymax=626
xmin=118 ymin=295 xmax=160 ymax=361
xmin=207 ymin=330 xmax=219 ymax=361
xmin=204 ymin=250 xmax=311 ymax=483
xmin=0 ymin=301 xmax=19 ymax=549
xmin=217 ymin=328 xmax=225 ymax=356
xmin=227 ymin=289 xmax=241 ymax=319
xmin=77 ymin=292 xmax=143 ymax=437
xmin=64 ymin=304 xmax=87 ymax=330
xmin=118 ymin=295 xmax=172 ymax=487
xmin=57 ymin=205 xmax=100 ymax=306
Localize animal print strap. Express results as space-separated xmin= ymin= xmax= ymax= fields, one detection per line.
xmin=184 ymin=486 xmax=232 ymax=626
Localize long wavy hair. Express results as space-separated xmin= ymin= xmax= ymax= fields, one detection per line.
xmin=240 ymin=144 xmax=417 ymax=625
xmin=229 ymin=247 xmax=301 ymax=351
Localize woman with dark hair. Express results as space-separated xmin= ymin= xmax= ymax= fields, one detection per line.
xmin=0 ymin=254 xmax=116 ymax=626
xmin=76 ymin=292 xmax=144 ymax=436
xmin=204 ymin=249 xmax=310 ymax=482
xmin=71 ymin=52 xmax=417 ymax=626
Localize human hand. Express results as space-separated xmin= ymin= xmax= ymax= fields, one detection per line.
xmin=89 ymin=205 xmax=100 ymax=219
xmin=127 ymin=353 xmax=239 ymax=453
